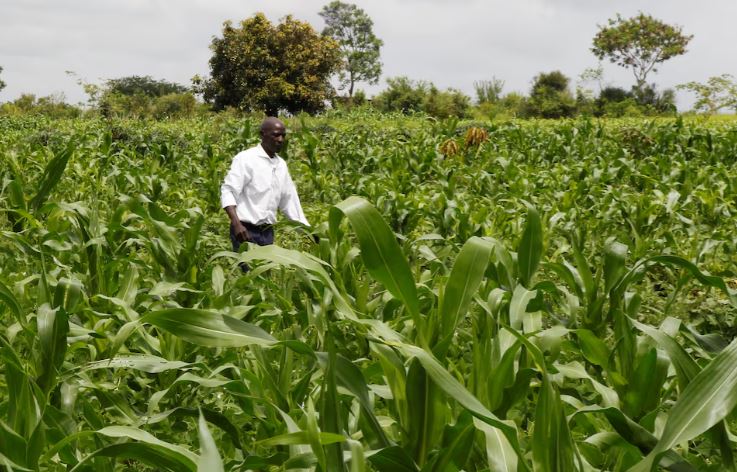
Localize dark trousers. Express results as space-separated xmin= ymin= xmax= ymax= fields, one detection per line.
xmin=230 ymin=221 xmax=274 ymax=272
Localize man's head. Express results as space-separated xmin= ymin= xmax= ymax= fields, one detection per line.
xmin=260 ymin=117 xmax=286 ymax=157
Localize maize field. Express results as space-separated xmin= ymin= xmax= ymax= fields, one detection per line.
xmin=1 ymin=112 xmax=737 ymax=471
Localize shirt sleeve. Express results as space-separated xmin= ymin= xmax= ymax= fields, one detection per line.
xmin=279 ymin=171 xmax=309 ymax=226
xmin=220 ymin=154 xmax=250 ymax=208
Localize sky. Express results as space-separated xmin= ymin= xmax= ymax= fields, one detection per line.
xmin=1 ymin=0 xmax=736 ymax=111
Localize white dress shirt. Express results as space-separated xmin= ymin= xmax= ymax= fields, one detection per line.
xmin=220 ymin=144 xmax=309 ymax=226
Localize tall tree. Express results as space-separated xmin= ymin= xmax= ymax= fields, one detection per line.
xmin=0 ymin=66 xmax=6 ymax=92
xmin=319 ymin=1 xmax=383 ymax=98
xmin=591 ymin=13 xmax=692 ymax=92
xmin=677 ymin=74 xmax=737 ymax=115
xmin=195 ymin=13 xmax=341 ymax=116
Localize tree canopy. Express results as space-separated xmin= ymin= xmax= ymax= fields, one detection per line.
xmin=0 ymin=66 xmax=6 ymax=92
xmin=105 ymin=76 xmax=189 ymax=97
xmin=678 ymin=74 xmax=737 ymax=115
xmin=319 ymin=1 xmax=383 ymax=98
xmin=591 ymin=13 xmax=692 ymax=91
xmin=526 ymin=71 xmax=576 ymax=118
xmin=196 ymin=13 xmax=341 ymax=116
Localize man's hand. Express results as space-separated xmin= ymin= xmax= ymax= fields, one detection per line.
xmin=233 ymin=220 xmax=249 ymax=243
xmin=225 ymin=206 xmax=249 ymax=244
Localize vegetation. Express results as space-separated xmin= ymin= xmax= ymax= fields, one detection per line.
xmin=474 ymin=78 xmax=505 ymax=104
xmin=0 ymin=93 xmax=82 ymax=118
xmin=592 ymin=13 xmax=693 ymax=92
xmin=373 ymin=76 xmax=470 ymax=118
xmin=194 ymin=13 xmax=341 ymax=116
xmin=319 ymin=1 xmax=383 ymax=98
xmin=90 ymin=76 xmax=196 ymax=119
xmin=1 ymin=112 xmax=737 ymax=470
xmin=0 ymin=66 xmax=5 ymax=92
xmin=678 ymin=74 xmax=737 ymax=115
xmin=524 ymin=70 xmax=577 ymax=118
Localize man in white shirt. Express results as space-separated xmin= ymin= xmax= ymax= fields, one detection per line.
xmin=221 ymin=117 xmax=309 ymax=268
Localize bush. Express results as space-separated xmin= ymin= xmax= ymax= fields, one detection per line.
xmin=373 ymin=77 xmax=470 ymax=118
xmin=98 ymin=91 xmax=199 ymax=120
xmin=0 ymin=94 xmax=81 ymax=118
xmin=524 ymin=71 xmax=576 ymax=118
xmin=422 ymin=86 xmax=469 ymax=119
xmin=473 ymin=92 xmax=528 ymax=120
xmin=373 ymin=76 xmax=427 ymax=114
xmin=152 ymin=93 xmax=198 ymax=119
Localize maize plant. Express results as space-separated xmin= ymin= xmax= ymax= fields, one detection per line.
xmin=0 ymin=112 xmax=737 ymax=470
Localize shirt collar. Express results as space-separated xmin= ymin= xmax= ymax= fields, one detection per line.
xmin=256 ymin=144 xmax=279 ymax=161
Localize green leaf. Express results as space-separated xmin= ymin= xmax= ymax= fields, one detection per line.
xmin=630 ymin=337 xmax=737 ymax=471
xmin=197 ymin=411 xmax=224 ymax=472
xmin=518 ymin=204 xmax=543 ymax=287
xmin=397 ymin=343 xmax=525 ymax=467
xmin=532 ymin=377 xmax=577 ymax=471
xmin=0 ymin=280 xmax=22 ymax=324
xmin=53 ymin=277 xmax=83 ymax=313
xmin=141 ymin=308 xmax=276 ymax=347
xmin=257 ymin=431 xmax=346 ymax=447
xmin=474 ymin=417 xmax=518 ymax=472
xmin=437 ymin=236 xmax=493 ymax=352
xmin=315 ymin=352 xmax=390 ymax=447
xmin=604 ymin=241 xmax=628 ymax=293
xmin=37 ymin=303 xmax=69 ymax=393
xmin=367 ymin=446 xmax=418 ymax=472
xmin=30 ymin=140 xmax=76 ymax=210
xmin=331 ymin=197 xmax=420 ymax=337
xmin=79 ymin=355 xmax=191 ymax=374
xmin=427 ymin=411 xmax=475 ymax=472
xmin=71 ymin=426 xmax=198 ymax=472
xmin=575 ymin=329 xmax=611 ymax=369
xmin=406 ymin=358 xmax=445 ymax=466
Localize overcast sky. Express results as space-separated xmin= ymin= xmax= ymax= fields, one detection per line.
xmin=1 ymin=0 xmax=736 ymax=110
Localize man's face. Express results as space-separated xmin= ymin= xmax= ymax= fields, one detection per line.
xmin=261 ymin=122 xmax=286 ymax=156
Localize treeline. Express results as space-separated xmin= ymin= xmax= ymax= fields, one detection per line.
xmin=0 ymin=70 xmax=683 ymax=121
xmin=367 ymin=71 xmax=677 ymax=119
xmin=1 ymin=4 xmax=735 ymax=120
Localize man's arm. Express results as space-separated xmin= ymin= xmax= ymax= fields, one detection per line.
xmin=221 ymin=153 xmax=251 ymax=244
xmin=278 ymin=173 xmax=309 ymax=226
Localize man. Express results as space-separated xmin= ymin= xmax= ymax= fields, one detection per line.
xmin=221 ymin=117 xmax=309 ymax=267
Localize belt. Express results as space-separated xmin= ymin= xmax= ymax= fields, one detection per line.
xmin=242 ymin=221 xmax=273 ymax=231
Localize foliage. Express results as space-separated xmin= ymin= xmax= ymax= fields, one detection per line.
xmin=0 ymin=65 xmax=5 ymax=92
xmin=195 ymin=13 xmax=341 ymax=116
xmin=524 ymin=70 xmax=576 ymax=118
xmin=98 ymin=91 xmax=199 ymax=119
xmin=591 ymin=13 xmax=693 ymax=91
xmin=633 ymin=84 xmax=677 ymax=115
xmin=372 ymin=76 xmax=427 ymax=113
xmin=105 ymin=75 xmax=189 ymax=97
xmin=677 ymin=74 xmax=737 ymax=115
xmin=373 ymin=77 xmax=470 ymax=118
xmin=319 ymin=1 xmax=383 ymax=98
xmin=1 ymin=114 xmax=737 ymax=471
xmin=474 ymin=78 xmax=505 ymax=104
xmin=423 ymin=86 xmax=470 ymax=118
xmin=0 ymin=93 xmax=81 ymax=118
xmin=578 ymin=64 xmax=605 ymax=94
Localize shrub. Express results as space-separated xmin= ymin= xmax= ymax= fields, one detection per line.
xmin=422 ymin=86 xmax=469 ymax=118
xmin=524 ymin=71 xmax=577 ymax=118
xmin=0 ymin=93 xmax=81 ymax=118
xmin=373 ymin=76 xmax=427 ymax=114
